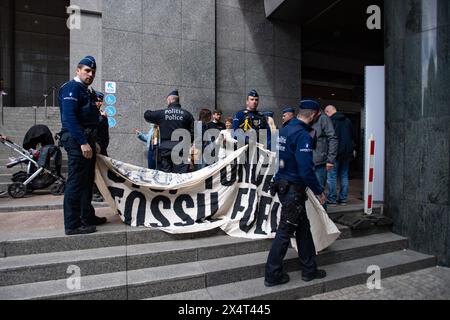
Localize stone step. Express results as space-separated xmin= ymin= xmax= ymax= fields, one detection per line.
xmin=0 ymin=235 xmax=273 ymax=286
xmin=0 ymin=233 xmax=415 ymax=299
xmin=0 ymin=168 xmax=68 ymax=176
xmin=0 ymin=248 xmax=434 ymax=300
xmin=0 ymin=172 xmax=67 ymax=183
xmin=150 ymin=250 xmax=436 ymax=300
xmin=0 ymin=225 xmax=229 ymax=258
xmin=0 ymin=233 xmax=407 ymax=287
xmin=0 ymin=196 xmax=108 ymax=213
xmin=0 ymin=212 xmax=393 ymax=258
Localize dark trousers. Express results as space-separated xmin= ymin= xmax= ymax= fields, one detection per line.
xmin=158 ymin=149 xmax=189 ymax=174
xmin=265 ymin=188 xmax=318 ymax=282
xmin=148 ymin=146 xmax=156 ymax=170
xmin=62 ymin=135 xmax=97 ymax=230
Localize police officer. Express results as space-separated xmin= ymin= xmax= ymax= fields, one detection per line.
xmin=59 ymin=56 xmax=107 ymax=236
xmin=94 ymin=92 xmax=110 ymax=157
xmin=144 ymin=90 xmax=194 ymax=173
xmin=281 ymin=106 xmax=295 ymax=127
xmin=264 ymin=99 xmax=327 ymax=287
xmin=232 ymin=90 xmax=272 ymax=149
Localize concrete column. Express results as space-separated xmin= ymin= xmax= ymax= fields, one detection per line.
xmin=385 ymin=0 xmax=450 ymax=266
xmin=216 ymin=0 xmax=301 ymax=124
xmin=70 ymin=0 xmax=103 ymax=91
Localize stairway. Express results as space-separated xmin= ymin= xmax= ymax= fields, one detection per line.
xmin=0 ymin=107 xmax=67 ymax=192
xmin=0 ymin=212 xmax=436 ymax=300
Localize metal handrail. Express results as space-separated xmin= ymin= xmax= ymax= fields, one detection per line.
xmin=31 ymin=86 xmax=57 ymax=123
xmin=0 ymin=90 xmax=7 ymax=126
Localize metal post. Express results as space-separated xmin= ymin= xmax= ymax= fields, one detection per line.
xmin=33 ymin=106 xmax=37 ymax=126
xmin=43 ymin=94 xmax=48 ymax=119
xmin=52 ymin=87 xmax=56 ymax=108
xmin=0 ymin=91 xmax=3 ymax=126
xmin=0 ymin=91 xmax=7 ymax=126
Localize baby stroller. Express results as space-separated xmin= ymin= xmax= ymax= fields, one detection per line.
xmin=0 ymin=125 xmax=65 ymax=198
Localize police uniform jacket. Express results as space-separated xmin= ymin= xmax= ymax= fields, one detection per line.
xmin=144 ymin=103 xmax=194 ymax=151
xmin=59 ymin=79 xmax=100 ymax=146
xmin=275 ymin=118 xmax=324 ymax=195
xmin=232 ymin=109 xmax=271 ymax=147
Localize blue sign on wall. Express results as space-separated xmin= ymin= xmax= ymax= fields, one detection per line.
xmin=105 ymin=106 xmax=117 ymax=117
xmin=105 ymin=94 xmax=117 ymax=106
xmin=108 ymin=117 xmax=117 ymax=128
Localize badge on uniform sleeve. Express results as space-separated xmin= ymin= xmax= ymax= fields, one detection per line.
xmin=300 ymin=143 xmax=313 ymax=152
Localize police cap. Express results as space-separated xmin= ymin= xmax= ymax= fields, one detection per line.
xmin=79 ymin=56 xmax=97 ymax=69
xmin=168 ymin=90 xmax=179 ymax=97
xmin=282 ymin=106 xmax=295 ymax=114
xmin=299 ymin=99 xmax=320 ymax=111
xmin=248 ymin=89 xmax=259 ymax=98
xmin=96 ymin=92 xmax=104 ymax=102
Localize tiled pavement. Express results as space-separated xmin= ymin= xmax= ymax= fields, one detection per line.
xmin=303 ymin=267 xmax=450 ymax=300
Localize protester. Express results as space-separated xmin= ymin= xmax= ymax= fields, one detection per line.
xmin=325 ymin=105 xmax=355 ymax=206
xmin=216 ymin=117 xmax=238 ymax=159
xmin=312 ymin=106 xmax=338 ymax=210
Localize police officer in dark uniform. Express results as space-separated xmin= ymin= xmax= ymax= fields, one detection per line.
xmin=59 ymin=56 xmax=107 ymax=236
xmin=94 ymin=92 xmax=110 ymax=157
xmin=92 ymin=91 xmax=109 ymax=203
xmin=144 ymin=90 xmax=194 ymax=173
xmin=264 ymin=99 xmax=327 ymax=287
xmin=281 ymin=106 xmax=295 ymax=127
xmin=232 ymin=90 xmax=272 ymax=149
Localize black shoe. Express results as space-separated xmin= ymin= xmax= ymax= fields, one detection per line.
xmin=338 ymin=201 xmax=348 ymax=206
xmin=65 ymin=225 xmax=97 ymax=236
xmin=89 ymin=216 xmax=108 ymax=226
xmin=264 ymin=273 xmax=290 ymax=287
xmin=302 ymin=269 xmax=327 ymax=282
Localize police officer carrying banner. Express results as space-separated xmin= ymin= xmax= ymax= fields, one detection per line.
xmin=59 ymin=56 xmax=107 ymax=236
xmin=265 ymin=99 xmax=327 ymax=287
xmin=232 ymin=90 xmax=272 ymax=149
xmin=144 ymin=90 xmax=194 ymax=174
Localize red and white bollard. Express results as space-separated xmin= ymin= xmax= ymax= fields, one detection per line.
xmin=365 ymin=134 xmax=376 ymax=215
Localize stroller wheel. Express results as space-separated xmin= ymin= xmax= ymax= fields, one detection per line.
xmin=50 ymin=181 xmax=65 ymax=196
xmin=8 ymin=183 xmax=27 ymax=199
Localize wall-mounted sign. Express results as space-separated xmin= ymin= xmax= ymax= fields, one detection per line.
xmin=108 ymin=117 xmax=117 ymax=128
xmin=105 ymin=106 xmax=117 ymax=117
xmin=105 ymin=82 xmax=116 ymax=94
xmin=105 ymin=94 xmax=117 ymax=106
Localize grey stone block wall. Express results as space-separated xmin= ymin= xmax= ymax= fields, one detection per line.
xmin=385 ymin=0 xmax=450 ymax=266
xmin=100 ymin=0 xmax=216 ymax=166
xmin=70 ymin=0 xmax=103 ymax=93
xmin=216 ymin=0 xmax=301 ymax=124
xmin=64 ymin=0 xmax=301 ymax=166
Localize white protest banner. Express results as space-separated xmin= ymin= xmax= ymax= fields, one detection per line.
xmin=95 ymin=145 xmax=340 ymax=250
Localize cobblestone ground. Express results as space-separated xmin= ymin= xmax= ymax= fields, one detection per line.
xmin=303 ymin=267 xmax=450 ymax=300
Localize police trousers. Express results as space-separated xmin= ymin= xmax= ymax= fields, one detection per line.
xmin=265 ymin=186 xmax=318 ymax=282
xmin=61 ymin=134 xmax=97 ymax=230
xmin=157 ymin=148 xmax=190 ymax=174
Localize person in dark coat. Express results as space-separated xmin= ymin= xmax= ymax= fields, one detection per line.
xmin=144 ymin=90 xmax=194 ymax=174
xmin=324 ymin=105 xmax=355 ymax=206
xmin=94 ymin=92 xmax=109 ymax=157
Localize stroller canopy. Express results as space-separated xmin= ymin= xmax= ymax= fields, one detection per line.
xmin=23 ymin=125 xmax=55 ymax=150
